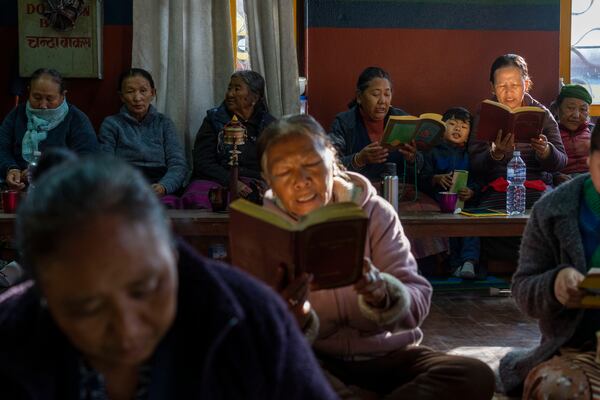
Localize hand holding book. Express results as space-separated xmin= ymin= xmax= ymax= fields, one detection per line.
xmin=476 ymin=100 xmax=545 ymax=143
xmin=556 ymin=266 xmax=586 ymax=308
xmin=354 ymin=258 xmax=388 ymax=308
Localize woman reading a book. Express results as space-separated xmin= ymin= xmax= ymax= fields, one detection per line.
xmin=0 ymin=155 xmax=336 ymax=399
xmin=258 ymin=114 xmax=495 ymax=400
xmin=500 ymin=123 xmax=600 ymax=399
xmin=329 ymin=66 xmax=447 ymax=262
xmin=468 ymin=54 xmax=567 ymax=263
xmin=469 ymin=54 xmax=567 ymax=209
xmin=182 ymin=70 xmax=275 ymax=209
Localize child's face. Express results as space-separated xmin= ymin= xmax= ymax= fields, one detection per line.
xmin=444 ymin=118 xmax=470 ymax=145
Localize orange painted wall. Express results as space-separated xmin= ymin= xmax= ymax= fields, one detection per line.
xmin=306 ymin=28 xmax=560 ymax=130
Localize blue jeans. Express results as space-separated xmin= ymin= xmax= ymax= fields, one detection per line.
xmin=449 ymin=237 xmax=480 ymax=268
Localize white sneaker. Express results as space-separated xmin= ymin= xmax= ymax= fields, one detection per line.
xmin=459 ymin=261 xmax=476 ymax=279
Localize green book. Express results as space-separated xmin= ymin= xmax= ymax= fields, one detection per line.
xmin=449 ymin=170 xmax=469 ymax=210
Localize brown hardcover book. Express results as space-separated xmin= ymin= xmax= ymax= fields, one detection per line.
xmin=229 ymin=199 xmax=368 ymax=291
xmin=579 ymin=267 xmax=600 ymax=308
xmin=381 ymin=113 xmax=445 ymax=151
xmin=476 ymin=100 xmax=545 ymax=143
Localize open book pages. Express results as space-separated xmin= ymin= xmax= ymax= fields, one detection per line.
xmin=382 ymin=113 xmax=445 ymax=150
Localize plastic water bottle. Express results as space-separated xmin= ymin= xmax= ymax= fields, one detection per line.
xmin=300 ymin=95 xmax=307 ymax=114
xmin=27 ymin=150 xmax=41 ymax=185
xmin=382 ymin=162 xmax=398 ymax=213
xmin=506 ymin=150 xmax=526 ymax=215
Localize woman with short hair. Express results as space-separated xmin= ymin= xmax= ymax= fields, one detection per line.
xmin=0 ymin=155 xmax=337 ymax=399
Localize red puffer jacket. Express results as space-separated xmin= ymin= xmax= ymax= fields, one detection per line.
xmin=560 ymin=122 xmax=592 ymax=175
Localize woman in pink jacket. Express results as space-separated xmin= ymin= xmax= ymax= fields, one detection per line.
xmin=257 ymin=114 xmax=495 ymax=400
xmin=553 ymin=84 xmax=594 ymax=186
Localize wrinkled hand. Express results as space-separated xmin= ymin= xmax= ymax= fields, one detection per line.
xmin=354 ymin=258 xmax=387 ymax=308
xmin=6 ymin=169 xmax=26 ymax=190
xmin=236 ymin=180 xmax=253 ymax=197
xmin=276 ymin=268 xmax=313 ymax=329
xmin=491 ymin=129 xmax=514 ymax=159
xmin=398 ymin=140 xmax=417 ymax=163
xmin=554 ymin=267 xmax=586 ymax=308
xmin=554 ymin=173 xmax=572 ymax=186
xmin=458 ymin=187 xmax=474 ymax=201
xmin=151 ymin=183 xmax=166 ymax=197
xmin=531 ymin=134 xmax=551 ymax=159
xmin=433 ymin=173 xmax=453 ymax=190
xmin=357 ymin=142 xmax=389 ymax=165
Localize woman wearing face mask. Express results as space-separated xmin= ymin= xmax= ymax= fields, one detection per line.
xmin=182 ymin=70 xmax=275 ymax=209
xmin=99 ymin=68 xmax=189 ymax=208
xmin=0 ymin=68 xmax=98 ymax=190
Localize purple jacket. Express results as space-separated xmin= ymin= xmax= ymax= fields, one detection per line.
xmin=0 ymin=240 xmax=336 ymax=399
xmin=469 ymin=93 xmax=567 ymax=186
xmin=264 ymin=172 xmax=432 ymax=358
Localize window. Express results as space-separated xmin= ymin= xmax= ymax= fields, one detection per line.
xmin=231 ymin=0 xmax=250 ymax=71
xmin=560 ymin=0 xmax=600 ymax=115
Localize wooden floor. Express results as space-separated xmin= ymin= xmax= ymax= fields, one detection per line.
xmin=421 ymin=290 xmax=540 ymax=398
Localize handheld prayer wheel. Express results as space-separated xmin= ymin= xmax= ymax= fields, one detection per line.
xmin=223 ymin=116 xmax=247 ymax=202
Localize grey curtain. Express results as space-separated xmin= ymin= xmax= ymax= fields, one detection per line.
xmin=244 ymin=0 xmax=300 ymax=117
xmin=132 ymin=0 xmax=234 ymax=157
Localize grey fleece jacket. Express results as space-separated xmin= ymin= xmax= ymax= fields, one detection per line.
xmin=99 ymin=105 xmax=189 ymax=194
xmin=499 ymin=173 xmax=589 ymax=393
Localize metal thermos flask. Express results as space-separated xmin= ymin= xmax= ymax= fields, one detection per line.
xmin=382 ymin=162 xmax=398 ymax=213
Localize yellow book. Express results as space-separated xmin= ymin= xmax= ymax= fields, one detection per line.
xmin=459 ymin=208 xmax=508 ymax=217
xmin=381 ymin=113 xmax=445 ymax=150
xmin=579 ymin=268 xmax=600 ymax=307
xmin=229 ymin=199 xmax=368 ymax=290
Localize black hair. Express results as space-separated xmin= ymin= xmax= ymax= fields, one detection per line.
xmin=591 ymin=123 xmax=600 ymax=154
xmin=118 ymin=68 xmax=156 ymax=92
xmin=30 ymin=68 xmax=66 ymax=93
xmin=17 ymin=155 xmax=171 ymax=278
xmin=489 ymin=54 xmax=531 ymax=85
xmin=348 ymin=66 xmax=392 ymax=108
xmin=442 ymin=107 xmax=472 ymax=125
xmin=257 ymin=114 xmax=345 ymax=177
xmin=30 ymin=148 xmax=78 ymax=183
xmin=231 ymin=70 xmax=268 ymax=111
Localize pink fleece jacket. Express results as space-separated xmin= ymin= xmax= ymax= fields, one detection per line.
xmin=263 ymin=172 xmax=432 ymax=358
xmin=559 ymin=122 xmax=592 ymax=175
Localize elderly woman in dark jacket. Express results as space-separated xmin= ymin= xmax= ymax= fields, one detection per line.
xmin=182 ymin=71 xmax=275 ymax=209
xmin=330 ymin=66 xmax=446 ymax=260
xmin=500 ymin=123 xmax=600 ymax=399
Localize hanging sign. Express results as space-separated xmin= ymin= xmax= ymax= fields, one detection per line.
xmin=18 ymin=0 xmax=103 ymax=78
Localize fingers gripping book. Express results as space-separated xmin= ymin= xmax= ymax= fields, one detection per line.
xmin=229 ymin=199 xmax=368 ymax=291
